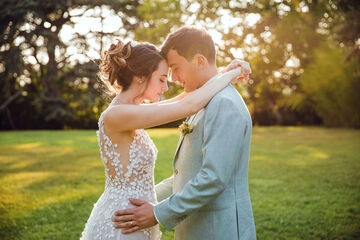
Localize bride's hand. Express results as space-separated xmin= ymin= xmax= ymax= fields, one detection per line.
xmin=220 ymin=59 xmax=252 ymax=83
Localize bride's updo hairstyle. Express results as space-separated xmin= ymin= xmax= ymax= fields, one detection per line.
xmin=99 ymin=39 xmax=163 ymax=94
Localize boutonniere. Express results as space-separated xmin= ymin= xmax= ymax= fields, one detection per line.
xmin=178 ymin=121 xmax=194 ymax=136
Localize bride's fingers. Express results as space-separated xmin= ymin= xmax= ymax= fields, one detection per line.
xmin=231 ymin=74 xmax=250 ymax=83
xmin=222 ymin=62 xmax=242 ymax=73
xmin=112 ymin=215 xmax=134 ymax=223
xmin=231 ymin=63 xmax=242 ymax=69
xmin=239 ymin=75 xmax=249 ymax=83
xmin=242 ymin=68 xmax=250 ymax=74
xmin=122 ymin=225 xmax=140 ymax=234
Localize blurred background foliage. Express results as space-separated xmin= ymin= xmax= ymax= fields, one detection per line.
xmin=1 ymin=0 xmax=359 ymax=129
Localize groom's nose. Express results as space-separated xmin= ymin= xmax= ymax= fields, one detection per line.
xmin=171 ymin=73 xmax=179 ymax=82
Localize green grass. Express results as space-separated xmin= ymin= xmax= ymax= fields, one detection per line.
xmin=0 ymin=127 xmax=359 ymax=240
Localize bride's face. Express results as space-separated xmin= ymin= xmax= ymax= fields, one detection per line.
xmin=143 ymin=60 xmax=169 ymax=102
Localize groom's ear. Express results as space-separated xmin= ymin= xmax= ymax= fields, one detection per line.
xmin=191 ymin=54 xmax=207 ymax=68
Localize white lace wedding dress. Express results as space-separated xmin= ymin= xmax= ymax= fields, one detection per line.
xmin=80 ymin=110 xmax=162 ymax=240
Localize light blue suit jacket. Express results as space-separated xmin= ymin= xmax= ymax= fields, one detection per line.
xmin=154 ymin=85 xmax=257 ymax=240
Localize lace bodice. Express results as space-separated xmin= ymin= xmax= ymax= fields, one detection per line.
xmin=80 ymin=110 xmax=161 ymax=240
xmin=97 ymin=111 xmax=158 ymax=196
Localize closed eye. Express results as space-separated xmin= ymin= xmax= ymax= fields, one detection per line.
xmin=160 ymin=74 xmax=168 ymax=83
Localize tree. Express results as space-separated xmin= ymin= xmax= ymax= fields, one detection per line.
xmin=1 ymin=0 xmax=359 ymax=129
xmin=0 ymin=0 xmax=142 ymax=129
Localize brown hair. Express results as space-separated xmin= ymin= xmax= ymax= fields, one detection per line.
xmin=160 ymin=26 xmax=216 ymax=64
xmin=99 ymin=39 xmax=163 ymax=93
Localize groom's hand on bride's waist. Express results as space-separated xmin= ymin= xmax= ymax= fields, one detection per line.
xmin=112 ymin=198 xmax=158 ymax=234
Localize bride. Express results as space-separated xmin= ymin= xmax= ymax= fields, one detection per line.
xmin=80 ymin=39 xmax=246 ymax=240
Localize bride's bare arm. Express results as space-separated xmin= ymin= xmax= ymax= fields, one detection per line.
xmin=142 ymin=92 xmax=188 ymax=106
xmin=158 ymin=91 xmax=188 ymax=104
xmin=104 ymin=68 xmax=242 ymax=131
xmin=146 ymin=59 xmax=250 ymax=106
xmin=145 ymin=60 xmax=248 ymax=106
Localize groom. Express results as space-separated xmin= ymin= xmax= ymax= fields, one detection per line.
xmin=112 ymin=26 xmax=257 ymax=239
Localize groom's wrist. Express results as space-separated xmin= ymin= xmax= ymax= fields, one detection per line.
xmin=153 ymin=207 xmax=159 ymax=224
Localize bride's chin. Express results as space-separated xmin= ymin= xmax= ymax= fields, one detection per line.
xmin=145 ymin=97 xmax=160 ymax=103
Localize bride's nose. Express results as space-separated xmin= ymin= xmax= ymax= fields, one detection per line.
xmin=162 ymin=83 xmax=168 ymax=92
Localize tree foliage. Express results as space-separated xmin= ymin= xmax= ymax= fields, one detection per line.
xmin=0 ymin=0 xmax=141 ymax=129
xmin=1 ymin=0 xmax=359 ymax=129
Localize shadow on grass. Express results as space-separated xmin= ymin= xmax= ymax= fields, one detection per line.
xmin=0 ymin=193 xmax=100 ymax=240
xmin=1 ymin=128 xmax=359 ymax=239
xmin=0 ymin=144 xmax=100 ymax=176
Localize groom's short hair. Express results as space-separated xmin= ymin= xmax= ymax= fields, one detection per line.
xmin=161 ymin=26 xmax=216 ymax=64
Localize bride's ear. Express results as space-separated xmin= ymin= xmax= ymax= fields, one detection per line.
xmin=134 ymin=76 xmax=146 ymax=85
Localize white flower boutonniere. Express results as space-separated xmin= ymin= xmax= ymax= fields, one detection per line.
xmin=178 ymin=121 xmax=194 ymax=136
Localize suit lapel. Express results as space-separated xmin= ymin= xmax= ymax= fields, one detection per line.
xmin=173 ymin=113 xmax=197 ymax=164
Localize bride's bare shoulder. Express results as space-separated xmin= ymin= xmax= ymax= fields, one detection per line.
xmin=103 ymin=104 xmax=135 ymax=128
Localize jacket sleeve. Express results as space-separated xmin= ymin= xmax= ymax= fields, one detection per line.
xmin=153 ymin=96 xmax=247 ymax=230
xmin=155 ymin=174 xmax=174 ymax=202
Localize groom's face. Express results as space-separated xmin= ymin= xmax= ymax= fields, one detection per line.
xmin=167 ymin=49 xmax=201 ymax=92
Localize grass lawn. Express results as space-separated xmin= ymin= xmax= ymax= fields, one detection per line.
xmin=0 ymin=127 xmax=359 ymax=239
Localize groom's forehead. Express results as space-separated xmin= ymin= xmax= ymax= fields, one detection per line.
xmin=167 ymin=49 xmax=187 ymax=66
xmin=167 ymin=49 xmax=182 ymax=61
